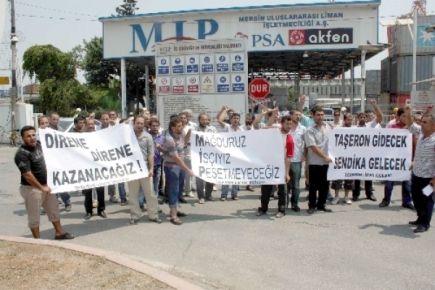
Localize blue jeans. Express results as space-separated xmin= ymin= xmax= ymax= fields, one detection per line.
xmin=153 ymin=165 xmax=162 ymax=197
xmin=118 ymin=183 xmax=127 ymax=202
xmin=57 ymin=192 xmax=70 ymax=206
xmin=221 ymin=185 xmax=239 ymax=198
xmin=165 ymin=166 xmax=185 ymax=209
xmin=383 ymin=180 xmax=412 ymax=205
xmin=289 ymin=162 xmax=302 ymax=207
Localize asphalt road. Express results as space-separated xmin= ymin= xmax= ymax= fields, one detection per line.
xmin=1 ymin=145 xmax=434 ymax=290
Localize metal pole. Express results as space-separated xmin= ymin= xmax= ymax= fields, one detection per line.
xmin=10 ymin=0 xmax=17 ymax=132
xmin=144 ymin=65 xmax=149 ymax=109
xmin=411 ymin=9 xmax=417 ymax=94
xmin=341 ymin=68 xmax=345 ymax=106
xmin=360 ymin=49 xmax=366 ymax=113
xmin=350 ymin=59 xmax=354 ymax=114
xmin=121 ymin=58 xmax=127 ymax=118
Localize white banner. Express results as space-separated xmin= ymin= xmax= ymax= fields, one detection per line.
xmin=191 ymin=129 xmax=285 ymax=185
xmin=39 ymin=125 xmax=148 ymax=193
xmin=327 ymin=128 xmax=412 ymax=181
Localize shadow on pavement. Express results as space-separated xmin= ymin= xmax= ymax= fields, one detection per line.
xmin=358 ymin=204 xmax=403 ymax=212
xmin=359 ymin=223 xmax=419 ymax=239
xmin=38 ymin=217 xmax=131 ymax=239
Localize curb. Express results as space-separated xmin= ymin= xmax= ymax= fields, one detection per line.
xmin=0 ymin=235 xmax=204 ymax=290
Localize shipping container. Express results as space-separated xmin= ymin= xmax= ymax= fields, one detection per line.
xmin=388 ymin=15 xmax=435 ymax=57
xmin=387 ymin=55 xmax=433 ymax=94
xmin=381 ymin=58 xmax=390 ymax=92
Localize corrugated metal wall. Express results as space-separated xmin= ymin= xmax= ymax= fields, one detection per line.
xmin=389 ymin=15 xmax=435 ymax=56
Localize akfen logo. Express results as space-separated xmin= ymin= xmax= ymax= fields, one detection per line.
xmin=289 ymin=28 xmax=353 ymax=45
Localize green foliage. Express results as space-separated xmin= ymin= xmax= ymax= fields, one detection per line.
xmin=115 ymin=0 xmax=138 ymax=16
xmin=287 ymin=86 xmax=298 ymax=109
xmin=39 ymin=79 xmax=96 ymax=116
xmin=88 ymin=86 xmax=120 ymax=111
xmin=22 ymin=45 xmax=75 ymax=82
xmin=82 ymin=37 xmax=119 ymax=86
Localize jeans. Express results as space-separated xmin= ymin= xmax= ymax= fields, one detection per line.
xmin=57 ymin=192 xmax=71 ymax=206
xmin=165 ymin=166 xmax=185 ymax=209
xmin=383 ymin=180 xmax=412 ymax=205
xmin=308 ymin=165 xmax=329 ymax=209
xmin=221 ymin=185 xmax=239 ymax=198
xmin=260 ymin=184 xmax=287 ymax=213
xmin=118 ymin=183 xmax=127 ymax=202
xmin=153 ymin=164 xmax=162 ymax=197
xmin=411 ymin=174 xmax=434 ymax=228
xmin=289 ymin=162 xmax=302 ymax=207
xmin=83 ymin=187 xmax=105 ymax=214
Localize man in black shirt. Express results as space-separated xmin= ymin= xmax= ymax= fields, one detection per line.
xmin=14 ymin=126 xmax=74 ymax=240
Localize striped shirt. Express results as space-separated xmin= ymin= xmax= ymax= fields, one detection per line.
xmin=409 ymin=124 xmax=435 ymax=178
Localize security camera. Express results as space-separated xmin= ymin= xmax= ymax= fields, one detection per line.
xmin=10 ymin=35 xmax=19 ymax=43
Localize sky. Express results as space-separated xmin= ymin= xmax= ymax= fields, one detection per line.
xmin=1 ymin=0 xmax=434 ymax=85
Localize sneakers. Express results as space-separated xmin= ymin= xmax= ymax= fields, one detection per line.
xmin=232 ymin=196 xmax=239 ymax=200
xmin=343 ymin=197 xmax=352 ymax=205
xmin=330 ymin=196 xmax=340 ymax=205
xmin=275 ymin=212 xmax=285 ymax=218
xmin=198 ymin=198 xmax=205 ymax=204
xmin=256 ymin=208 xmax=267 ymax=216
xmin=379 ymin=200 xmax=390 ymax=207
xmin=109 ymin=196 xmax=119 ymax=203
xmin=185 ymin=191 xmax=195 ymax=198
xmin=65 ymin=205 xmax=72 ymax=212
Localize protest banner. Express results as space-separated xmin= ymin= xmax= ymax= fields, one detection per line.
xmin=327 ymin=128 xmax=412 ymax=181
xmin=39 ymin=124 xmax=148 ymax=193
xmin=191 ymin=129 xmax=285 ymax=185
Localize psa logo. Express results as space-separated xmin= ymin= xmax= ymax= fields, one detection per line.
xmin=289 ymin=28 xmax=353 ymax=45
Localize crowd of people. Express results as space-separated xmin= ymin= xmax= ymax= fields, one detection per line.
xmin=13 ymin=97 xmax=435 ymax=239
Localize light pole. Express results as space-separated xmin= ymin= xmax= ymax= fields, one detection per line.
xmin=10 ymin=0 xmax=18 ymax=133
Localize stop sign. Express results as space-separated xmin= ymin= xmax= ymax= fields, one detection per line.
xmin=249 ymin=78 xmax=270 ymax=99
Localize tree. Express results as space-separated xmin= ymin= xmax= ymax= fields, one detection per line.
xmin=115 ymin=0 xmax=138 ymax=16
xmin=81 ymin=37 xmax=119 ymax=87
xmin=22 ymin=45 xmax=75 ymax=82
xmin=22 ymin=44 xmax=97 ymax=115
xmin=39 ymin=79 xmax=95 ymax=116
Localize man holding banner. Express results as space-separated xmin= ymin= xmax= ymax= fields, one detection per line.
xmin=304 ymin=106 xmax=333 ymax=214
xmin=161 ymin=116 xmax=194 ymax=225
xmin=257 ymin=116 xmax=293 ymax=218
xmin=128 ymin=116 xmax=161 ymax=225
xmin=194 ymin=112 xmax=217 ymax=204
xmin=14 ymin=126 xmax=74 ymax=240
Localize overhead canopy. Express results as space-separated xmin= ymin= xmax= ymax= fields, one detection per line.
xmin=101 ymin=0 xmax=383 ymax=79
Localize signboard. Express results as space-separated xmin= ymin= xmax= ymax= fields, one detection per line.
xmin=155 ymin=39 xmax=248 ymax=128
xmin=191 ymin=129 xmax=285 ymax=185
xmin=411 ymin=90 xmax=435 ymax=112
xmin=249 ymin=78 xmax=270 ymax=99
xmin=39 ymin=125 xmax=148 ymax=193
xmin=0 ymin=76 xmax=9 ymax=85
xmin=102 ymin=3 xmax=379 ymax=58
xmin=327 ymin=128 xmax=412 ymax=181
